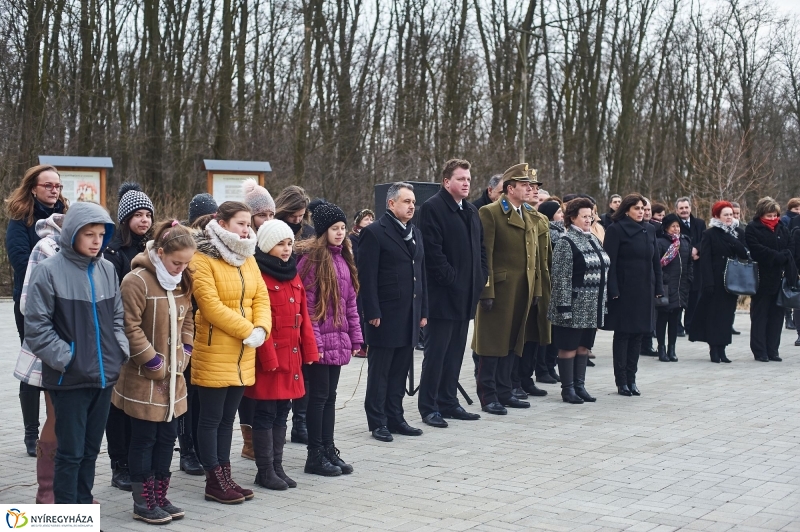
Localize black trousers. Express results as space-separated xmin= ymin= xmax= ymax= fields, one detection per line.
xmin=750 ymin=292 xmax=785 ymax=359
xmin=306 ymin=364 xmax=341 ymax=451
xmin=418 ymin=318 xmax=469 ymax=418
xmin=515 ymin=341 xmax=537 ymax=388
xmin=656 ymin=308 xmax=681 ymax=348
xmin=238 ymin=396 xmax=256 ymax=426
xmin=177 ymin=362 xmax=200 ymax=455
xmin=612 ymin=332 xmax=642 ymax=386
xmin=196 ymin=386 xmax=245 ymax=470
xmin=364 ymin=345 xmax=413 ymax=430
xmin=291 ymin=365 xmax=309 ymax=425
xmin=476 ymin=353 xmax=515 ymax=406
xmin=128 ymin=417 xmax=178 ymax=482
xmin=684 ymin=289 xmax=700 ymax=332
xmin=50 ymin=387 xmax=113 ymax=504
xmin=105 ymin=403 xmax=131 ymax=468
xmin=253 ymin=400 xmax=291 ymax=430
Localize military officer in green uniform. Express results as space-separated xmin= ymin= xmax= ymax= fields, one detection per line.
xmin=472 ymin=163 xmax=542 ymax=415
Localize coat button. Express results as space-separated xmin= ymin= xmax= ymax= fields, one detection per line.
xmin=274 ymin=343 xmax=278 ymax=347
xmin=293 ymin=347 xmax=298 ymax=353
xmin=414 ymin=294 xmax=417 ymax=298
xmin=413 ymin=277 xmax=417 ymax=281
xmin=294 ymin=374 xmax=299 ymax=380
xmin=289 ymin=297 xmax=295 ymax=303
xmin=275 ymin=285 xmax=279 ymax=289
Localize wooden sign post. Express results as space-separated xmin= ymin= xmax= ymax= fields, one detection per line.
xmin=204 ymin=160 xmax=272 ymax=204
xmin=38 ymin=155 xmax=113 ymax=207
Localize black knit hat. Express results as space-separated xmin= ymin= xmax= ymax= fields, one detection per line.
xmin=117 ymin=182 xmax=154 ymax=222
xmin=188 ymin=193 xmax=218 ymax=223
xmin=538 ymin=201 xmax=562 ymax=221
xmin=660 ymin=213 xmax=682 ymax=232
xmin=311 ymin=202 xmax=347 ymax=237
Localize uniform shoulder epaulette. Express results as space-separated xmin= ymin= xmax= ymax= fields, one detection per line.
xmin=500 ymin=197 xmax=511 ymax=214
xmin=523 ymin=203 xmax=535 ymax=212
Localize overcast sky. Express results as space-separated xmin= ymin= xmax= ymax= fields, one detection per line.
xmin=774 ymin=0 xmax=799 ymax=16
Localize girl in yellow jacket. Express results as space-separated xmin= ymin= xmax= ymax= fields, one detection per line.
xmin=190 ymin=201 xmax=271 ymax=504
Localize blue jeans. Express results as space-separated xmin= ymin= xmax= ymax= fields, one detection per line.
xmin=50 ymin=387 xmax=113 ymax=503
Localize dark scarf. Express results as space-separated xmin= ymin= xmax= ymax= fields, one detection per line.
xmin=255 ymin=248 xmax=297 ymax=281
xmin=385 ymin=209 xmax=416 ymax=255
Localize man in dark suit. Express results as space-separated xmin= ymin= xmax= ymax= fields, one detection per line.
xmin=417 ymin=159 xmax=488 ymax=428
xmin=359 ymin=183 xmax=428 ymax=442
xmin=676 ymin=197 xmax=707 ymax=335
xmin=600 ymin=194 xmax=621 ymax=228
xmin=472 ymin=174 xmax=503 ymax=210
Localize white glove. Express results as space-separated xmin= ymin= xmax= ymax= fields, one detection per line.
xmin=243 ymin=327 xmax=267 ymax=348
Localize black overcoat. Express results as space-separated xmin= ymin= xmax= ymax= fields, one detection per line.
xmin=357 ymin=216 xmax=428 ymax=348
xmin=679 ymin=214 xmax=706 ymax=289
xmin=603 ymin=216 xmax=663 ymax=333
xmin=689 ymin=226 xmax=749 ymax=346
xmin=418 ymin=188 xmax=488 ymax=321
xmin=656 ymin=233 xmax=693 ymax=311
xmin=471 ymin=189 xmax=492 ymax=210
xmin=745 ymin=219 xmax=791 ymax=296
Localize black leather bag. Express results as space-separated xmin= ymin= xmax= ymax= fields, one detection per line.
xmin=776 ymin=277 xmax=800 ymax=309
xmin=724 ymin=255 xmax=759 ymax=296
xmin=655 ymin=285 xmax=670 ymax=308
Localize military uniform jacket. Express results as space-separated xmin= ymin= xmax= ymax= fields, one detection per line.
xmin=524 ymin=207 xmax=552 ymax=346
xmin=471 ymin=195 xmax=541 ymax=357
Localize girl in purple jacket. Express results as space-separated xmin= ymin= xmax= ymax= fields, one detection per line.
xmin=297 ymin=202 xmax=362 ymax=477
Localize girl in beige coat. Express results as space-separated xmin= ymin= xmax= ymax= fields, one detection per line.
xmin=113 ymin=220 xmax=196 ymax=525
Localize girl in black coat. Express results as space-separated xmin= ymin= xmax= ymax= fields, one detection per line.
xmin=745 ymin=197 xmax=794 ymax=362
xmin=689 ymin=202 xmax=749 ymax=362
xmin=655 ymin=214 xmax=693 ymax=362
xmin=603 ymin=194 xmax=663 ymax=397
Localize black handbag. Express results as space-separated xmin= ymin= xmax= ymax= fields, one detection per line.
xmin=777 ymin=277 xmax=800 ymax=309
xmin=655 ymin=285 xmax=670 ymax=308
xmin=724 ymin=253 xmax=759 ymax=296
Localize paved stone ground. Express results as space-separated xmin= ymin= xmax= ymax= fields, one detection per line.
xmin=1 ymin=299 xmax=799 ymax=531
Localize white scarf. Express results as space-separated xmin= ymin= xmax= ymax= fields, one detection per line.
xmin=205 ymin=219 xmax=257 ymax=267
xmin=147 ymin=241 xmax=182 ymax=291
xmin=710 ymin=217 xmax=737 ymax=237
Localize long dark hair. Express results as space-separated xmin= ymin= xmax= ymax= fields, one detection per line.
xmin=611 ymin=194 xmax=646 ymax=222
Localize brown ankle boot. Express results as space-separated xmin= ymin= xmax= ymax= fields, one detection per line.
xmin=204 ymin=465 xmax=245 ymax=504
xmin=240 ymin=425 xmax=255 ymax=461
xmin=221 ymin=463 xmax=254 ymax=500
xmin=35 ymin=440 xmax=57 ymax=504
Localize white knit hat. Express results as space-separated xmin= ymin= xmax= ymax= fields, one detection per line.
xmin=257 ymin=219 xmax=295 ymax=253
xmin=242 ymin=178 xmax=275 ymax=215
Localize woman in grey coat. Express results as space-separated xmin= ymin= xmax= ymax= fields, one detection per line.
xmin=548 ymin=198 xmax=610 ymax=404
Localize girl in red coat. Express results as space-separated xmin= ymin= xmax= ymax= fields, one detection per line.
xmin=245 ymin=220 xmax=319 ymax=490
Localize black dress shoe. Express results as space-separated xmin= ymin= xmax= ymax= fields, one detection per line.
xmin=422 ymin=412 xmax=448 ymax=428
xmin=731 ymin=328 xmax=741 ymax=335
xmin=640 ymin=348 xmax=658 ymax=357
xmin=521 ymin=383 xmax=547 ymax=396
xmin=179 ymin=451 xmax=204 ymax=476
xmin=586 ymin=359 xmax=595 ymax=367
xmin=388 ymin=422 xmax=423 ymax=436
xmin=481 ymin=402 xmax=507 ymax=415
xmin=768 ymin=355 xmax=783 ymax=362
xmin=24 ymin=437 xmax=37 ymax=457
xmin=755 ymin=356 xmax=769 ymax=362
xmin=511 ymin=387 xmax=528 ymax=399
xmin=628 ymin=383 xmax=640 ymax=396
xmin=535 ymin=373 xmax=558 ymax=384
xmin=548 ymin=368 xmax=561 ymax=382
xmin=111 ymin=464 xmax=132 ymax=491
xmin=501 ymin=396 xmax=530 ymax=408
xmin=372 ymin=427 xmax=394 ymax=442
xmin=618 ymin=385 xmax=632 ymax=396
xmin=440 ymin=406 xmax=481 ymax=420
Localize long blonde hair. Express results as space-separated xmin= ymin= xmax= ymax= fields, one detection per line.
xmin=5 ymin=165 xmax=69 ymax=225
xmin=296 ymin=233 xmax=359 ymax=325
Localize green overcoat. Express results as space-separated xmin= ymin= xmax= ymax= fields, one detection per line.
xmin=525 ymin=208 xmax=552 ymax=345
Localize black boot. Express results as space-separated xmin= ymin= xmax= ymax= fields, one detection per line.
xmin=658 ymin=345 xmax=669 ymax=362
xmin=573 ymin=355 xmax=596 ymax=402
xmin=304 ymin=448 xmax=341 ymax=476
xmin=667 ymin=344 xmax=678 ymax=362
xmin=272 ymin=427 xmax=296 ymax=488
xmin=709 ymin=345 xmax=720 ymax=363
xmin=324 ymin=444 xmax=353 ymax=474
xmin=640 ymin=336 xmax=658 ymax=356
xmin=132 ymin=476 xmax=172 ymax=524
xmin=19 ymin=384 xmax=40 ymax=457
xmin=557 ymin=358 xmax=584 ymax=404
xmin=291 ymin=416 xmax=308 ymax=445
xmin=719 ymin=346 xmax=731 ymax=363
xmin=252 ymin=429 xmax=288 ymax=490
xmin=177 ymin=431 xmax=203 ymax=476
xmin=112 ymin=461 xmax=133 ymax=491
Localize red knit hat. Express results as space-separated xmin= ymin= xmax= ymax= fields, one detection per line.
xmin=711 ymin=200 xmax=734 ymax=219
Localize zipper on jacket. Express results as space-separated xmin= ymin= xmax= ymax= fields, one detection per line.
xmin=88 ymin=263 xmax=106 ymax=388
xmin=58 ymin=341 xmax=76 ymax=386
xmin=237 ymin=267 xmax=246 ymax=385
xmin=207 ymin=324 xmax=213 ymax=346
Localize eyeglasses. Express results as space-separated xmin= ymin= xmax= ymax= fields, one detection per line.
xmin=36 ymin=183 xmax=64 ymax=192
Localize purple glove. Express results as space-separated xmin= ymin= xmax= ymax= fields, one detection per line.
xmin=144 ymin=354 xmax=164 ymax=371
xmin=183 ymin=344 xmax=193 ymax=357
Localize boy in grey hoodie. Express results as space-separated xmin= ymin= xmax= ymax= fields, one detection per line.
xmin=25 ymin=201 xmax=130 ymax=504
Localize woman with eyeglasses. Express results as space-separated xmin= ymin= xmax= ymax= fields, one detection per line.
xmin=4 ymin=165 xmax=69 ymax=458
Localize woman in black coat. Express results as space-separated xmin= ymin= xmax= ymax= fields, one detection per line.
xmin=745 ymin=197 xmax=795 ymax=362
xmin=689 ymin=201 xmax=749 ymax=362
xmin=603 ymin=194 xmax=663 ymax=397
xmin=655 ymin=214 xmax=693 ymax=362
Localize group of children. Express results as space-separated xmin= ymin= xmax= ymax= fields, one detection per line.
xmin=10 ymin=166 xmax=362 ymax=524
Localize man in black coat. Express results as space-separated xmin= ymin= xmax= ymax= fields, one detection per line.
xmin=359 ymin=183 xmax=428 ymax=442
xmin=472 ymin=174 xmax=503 ymax=210
xmin=417 ymin=159 xmax=489 ymax=428
xmin=600 ymin=194 xmax=621 ymax=229
xmin=676 ymin=197 xmax=706 ymax=335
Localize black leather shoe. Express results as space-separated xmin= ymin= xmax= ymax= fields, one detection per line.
xmin=719 ymin=354 xmax=732 ymax=363
xmin=618 ymin=385 xmax=632 ymax=396
xmin=501 ymin=396 xmax=530 ymax=408
xmin=179 ymin=451 xmax=204 ymax=476
xmin=371 ymin=427 xmax=393 ymax=442
xmin=787 ymin=319 xmax=797 ymax=330
xmin=795 ymin=336 xmax=800 ymax=346
xmin=658 ymin=346 xmax=669 ymax=362
xmin=548 ymin=368 xmax=561 ymax=382
xmin=291 ymin=421 xmax=308 ymax=444
xmin=628 ymin=383 xmax=641 ymax=396
xmin=640 ymin=347 xmax=658 ymax=357
xmin=111 ymin=463 xmax=133 ymax=491
xmin=521 ymin=383 xmax=547 ymax=397
xmin=24 ymin=437 xmax=37 ymax=457
xmin=536 ymin=373 xmax=558 ymax=384
xmin=755 ymin=356 xmax=769 ymax=362
xmin=732 ymin=328 xmax=741 ymax=335
xmin=586 ymin=359 xmax=595 ymax=367
xmin=422 ymin=412 xmax=448 ymax=428
xmin=388 ymin=422 xmax=423 ymax=436
xmin=481 ymin=402 xmax=507 ymax=415
xmin=511 ymin=387 xmax=528 ymax=399
xmin=768 ymin=355 xmax=783 ymax=361
xmin=440 ymin=406 xmax=481 ymax=420
xmin=667 ymin=344 xmax=678 ymax=362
